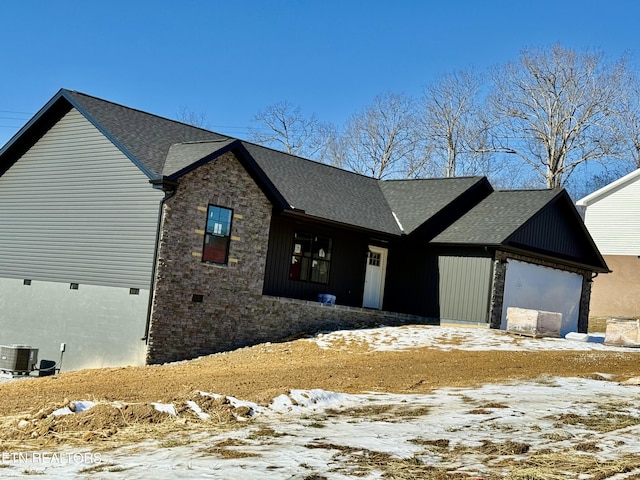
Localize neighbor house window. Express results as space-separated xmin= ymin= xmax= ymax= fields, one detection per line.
xmin=289 ymin=232 xmax=332 ymax=284
xmin=203 ymin=205 xmax=233 ymax=265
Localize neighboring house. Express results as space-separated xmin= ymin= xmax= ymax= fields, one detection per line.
xmin=577 ymin=169 xmax=640 ymax=318
xmin=0 ymin=89 xmax=608 ymax=370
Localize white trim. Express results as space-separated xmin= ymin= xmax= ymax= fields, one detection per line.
xmin=392 ymin=211 xmax=404 ymax=233
xmin=576 ymin=168 xmax=640 ymax=206
xmin=363 ymin=245 xmax=388 ymax=309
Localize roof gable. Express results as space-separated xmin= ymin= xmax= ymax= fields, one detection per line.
xmin=433 ymin=189 xmax=608 ymax=272
xmin=64 ymin=90 xmax=226 ymax=178
xmin=0 ymin=90 xmax=73 ymax=177
xmin=508 ymin=192 xmax=608 ymax=270
xmin=164 ymin=139 xmax=237 ymax=177
xmin=0 ymin=89 xmax=226 ymax=180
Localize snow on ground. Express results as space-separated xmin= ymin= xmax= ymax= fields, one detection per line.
xmin=2 ymin=325 xmax=640 ymax=479
xmin=312 ymin=324 xmax=618 ymax=352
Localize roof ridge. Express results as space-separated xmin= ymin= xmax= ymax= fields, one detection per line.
xmin=64 ymin=89 xmax=228 ymax=138
xmin=240 ymin=140 xmax=381 ymax=182
xmin=173 ymin=139 xmax=235 ymax=146
xmin=494 ymin=187 xmax=559 ymax=193
xmin=381 ymin=175 xmax=485 ymax=183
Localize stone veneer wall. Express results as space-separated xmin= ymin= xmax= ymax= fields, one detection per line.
xmin=147 ymin=152 xmax=437 ymax=365
xmin=488 ymin=250 xmax=593 ymax=333
xmin=147 ymin=151 xmax=274 ymax=364
xmin=259 ymin=296 xmax=437 ymax=339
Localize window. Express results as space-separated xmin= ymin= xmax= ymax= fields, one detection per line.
xmin=368 ymin=250 xmax=381 ymax=267
xmin=203 ymin=205 xmax=233 ymax=265
xmin=289 ymin=232 xmax=332 ymax=284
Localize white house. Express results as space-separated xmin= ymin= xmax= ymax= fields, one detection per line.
xmin=576 ymin=169 xmax=640 ymax=318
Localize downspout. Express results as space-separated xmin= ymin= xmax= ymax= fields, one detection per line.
xmin=142 ymin=180 xmax=177 ymax=342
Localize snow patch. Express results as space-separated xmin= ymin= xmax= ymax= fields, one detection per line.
xmin=314 ymin=325 xmax=623 ymax=352
xmin=270 ymin=389 xmax=350 ymax=413
xmin=151 ymin=403 xmax=177 ymax=416
xmin=51 ymin=400 xmax=95 ymax=416
xmin=185 ymin=400 xmax=210 ymax=420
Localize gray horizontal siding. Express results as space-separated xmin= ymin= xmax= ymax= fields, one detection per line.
xmin=0 ymin=108 xmax=164 ymax=289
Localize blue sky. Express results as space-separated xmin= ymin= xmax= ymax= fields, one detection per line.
xmin=1 ymin=0 xmax=638 ymax=147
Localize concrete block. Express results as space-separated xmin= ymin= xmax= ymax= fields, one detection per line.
xmin=506 ymin=307 xmax=562 ymax=338
xmin=605 ymin=318 xmax=640 ymax=347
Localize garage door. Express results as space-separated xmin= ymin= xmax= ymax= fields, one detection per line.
xmin=439 ymin=255 xmax=493 ymax=323
xmin=501 ymin=259 xmax=583 ymax=336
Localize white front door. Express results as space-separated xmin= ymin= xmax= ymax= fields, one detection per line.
xmin=363 ymin=246 xmax=387 ymax=309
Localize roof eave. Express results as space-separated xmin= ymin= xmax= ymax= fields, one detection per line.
xmin=0 ymin=89 xmax=160 ymax=181
xmin=429 ymin=241 xmax=502 ymax=248
xmin=0 ymin=89 xmax=72 ymax=176
xmin=499 ymin=244 xmax=611 ymax=274
xmin=281 ymin=209 xmax=402 ymax=238
xmin=61 ymin=90 xmax=158 ymax=180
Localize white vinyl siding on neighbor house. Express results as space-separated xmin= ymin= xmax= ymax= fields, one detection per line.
xmin=0 ymin=108 xmax=164 ymax=289
xmin=581 ymin=176 xmax=640 ymax=255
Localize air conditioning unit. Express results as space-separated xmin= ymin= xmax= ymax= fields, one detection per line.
xmin=0 ymin=345 xmax=39 ymax=374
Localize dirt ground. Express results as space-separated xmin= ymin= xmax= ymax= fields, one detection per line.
xmin=1 ymin=323 xmax=639 ymax=449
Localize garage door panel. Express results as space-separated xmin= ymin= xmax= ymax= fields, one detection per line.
xmin=439 ymin=256 xmax=492 ymax=322
xmin=501 ymin=259 xmax=582 ymax=336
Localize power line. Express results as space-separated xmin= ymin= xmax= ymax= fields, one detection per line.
xmin=0 ymin=109 xmax=32 ymax=115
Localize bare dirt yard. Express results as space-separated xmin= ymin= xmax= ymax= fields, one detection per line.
xmin=1 ymin=321 xmax=640 ymax=479
xmin=0 ymin=323 xmax=638 ymax=441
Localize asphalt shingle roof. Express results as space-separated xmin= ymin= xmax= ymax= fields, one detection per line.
xmin=379 ymin=177 xmax=489 ymax=234
xmin=242 ymin=143 xmax=401 ymax=234
xmin=1 ymin=89 xmax=580 ymax=244
xmin=66 ymin=90 xmax=226 ymax=178
xmin=432 ymin=189 xmax=562 ymax=244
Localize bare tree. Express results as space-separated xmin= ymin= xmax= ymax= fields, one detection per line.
xmin=338 ymin=92 xmax=421 ymax=179
xmin=176 ymin=106 xmax=210 ymax=129
xmin=617 ymin=70 xmax=640 ymax=169
xmin=249 ymin=101 xmax=331 ymax=159
xmin=487 ymin=44 xmax=630 ymax=188
xmin=418 ymin=69 xmax=489 ymax=178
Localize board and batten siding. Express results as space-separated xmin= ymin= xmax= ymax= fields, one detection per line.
xmin=438 ymin=255 xmax=493 ymax=323
xmin=0 ymin=108 xmax=164 ymax=289
xmin=582 ymin=176 xmax=640 ymax=255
